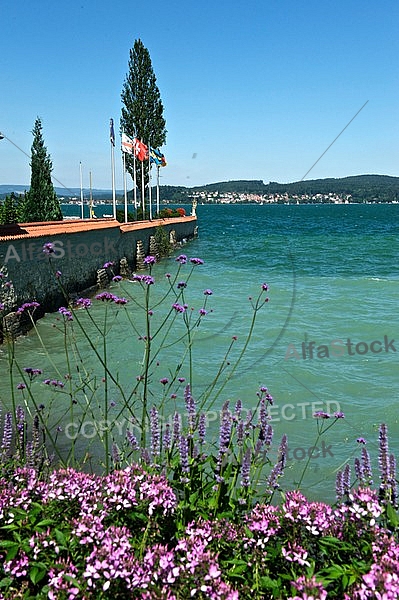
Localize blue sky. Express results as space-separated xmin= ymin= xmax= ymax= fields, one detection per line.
xmin=1 ymin=0 xmax=398 ymax=191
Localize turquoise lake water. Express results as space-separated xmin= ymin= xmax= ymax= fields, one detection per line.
xmin=1 ymin=203 xmax=398 ymax=502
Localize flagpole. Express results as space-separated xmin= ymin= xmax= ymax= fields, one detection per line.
xmin=148 ymin=142 xmax=152 ymax=221
xmin=111 ymin=146 xmax=116 ymax=220
xmin=89 ymin=170 xmax=93 ymax=218
xmin=156 ymin=165 xmax=160 ymax=216
xmin=110 ymin=118 xmax=116 ymax=220
xmin=80 ymin=161 xmax=84 ymax=219
xmin=123 ymin=151 xmax=128 ymax=223
xmin=141 ymin=161 xmax=145 ymax=219
xmin=133 ymin=151 xmax=137 ymax=219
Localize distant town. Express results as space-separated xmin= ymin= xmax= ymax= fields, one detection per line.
xmin=1 ymin=174 xmax=399 ymax=205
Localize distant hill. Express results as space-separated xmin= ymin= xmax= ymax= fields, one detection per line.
xmin=159 ymin=175 xmax=399 ymax=203
xmin=1 ymin=174 xmax=398 ymax=203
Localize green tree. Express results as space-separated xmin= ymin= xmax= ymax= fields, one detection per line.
xmin=120 ymin=39 xmax=167 ymax=201
xmin=20 ymin=118 xmax=63 ymax=223
xmin=0 ymin=192 xmax=20 ymax=224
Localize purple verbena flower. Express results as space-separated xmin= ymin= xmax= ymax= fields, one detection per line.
xmin=203 ymin=288 xmax=213 ymax=296
xmin=313 ymin=411 xmax=330 ymax=419
xmin=76 ymin=298 xmax=92 ymax=309
xmin=42 ymin=242 xmax=54 ymax=255
xmin=58 ymin=306 xmax=73 ymax=321
xmin=103 ymin=261 xmax=114 ymax=269
xmin=175 ymin=254 xmax=187 ymax=264
xmin=177 ymin=281 xmax=187 ymax=289
xmin=112 ymin=275 xmax=122 ymax=282
xmin=144 ymin=255 xmax=156 ymax=265
xmin=16 ymin=302 xmax=40 ymax=315
xmin=172 ymin=302 xmax=186 ymax=313
xmin=190 ymin=257 xmax=204 ymax=265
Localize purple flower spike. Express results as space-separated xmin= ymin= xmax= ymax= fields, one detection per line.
xmin=241 ymin=447 xmax=251 ymax=488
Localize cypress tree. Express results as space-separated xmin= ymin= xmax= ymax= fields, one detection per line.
xmin=20 ymin=118 xmax=63 ymax=223
xmin=120 ymin=39 xmax=167 ymax=196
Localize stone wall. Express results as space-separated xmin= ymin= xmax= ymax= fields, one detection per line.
xmin=0 ymin=217 xmax=198 ymax=339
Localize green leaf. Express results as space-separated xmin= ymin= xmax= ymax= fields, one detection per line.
xmin=30 ymin=565 xmax=47 ymax=585
xmin=35 ymin=519 xmax=55 ymax=528
xmin=0 ymin=576 xmax=13 ymax=589
xmin=54 ymin=529 xmax=67 ymax=546
xmin=386 ymin=502 xmax=399 ymax=528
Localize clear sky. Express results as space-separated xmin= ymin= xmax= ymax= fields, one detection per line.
xmin=1 ymin=0 xmax=398 ymax=192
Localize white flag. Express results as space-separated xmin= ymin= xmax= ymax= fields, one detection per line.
xmin=121 ymin=132 xmax=134 ymax=154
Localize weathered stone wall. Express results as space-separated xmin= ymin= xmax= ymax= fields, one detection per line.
xmin=0 ymin=217 xmax=198 ymax=339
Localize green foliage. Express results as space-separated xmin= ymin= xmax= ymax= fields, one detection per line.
xmin=120 ymin=39 xmax=167 ymax=200
xmin=19 ymin=118 xmax=63 ymax=223
xmin=0 ymin=192 xmax=20 ymax=224
xmin=153 ymin=225 xmax=171 ymax=257
xmin=115 ymin=208 xmax=136 ymax=222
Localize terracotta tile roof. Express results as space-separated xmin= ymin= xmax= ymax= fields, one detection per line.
xmin=0 ymin=216 xmax=196 ymax=241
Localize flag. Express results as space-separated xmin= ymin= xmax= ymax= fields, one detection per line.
xmin=121 ymin=132 xmax=134 ymax=154
xmin=133 ymin=138 xmax=148 ymax=161
xmin=110 ymin=118 xmax=115 ymax=147
xmin=149 ymin=146 xmax=167 ymax=166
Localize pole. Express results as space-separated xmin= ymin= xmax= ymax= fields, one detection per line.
xmin=133 ymin=151 xmax=137 ymax=219
xmin=123 ymin=151 xmax=128 ymax=223
xmin=80 ymin=162 xmax=84 ymax=219
xmin=141 ymin=161 xmax=145 ymax=219
xmin=89 ymin=170 xmax=93 ymax=218
xmin=156 ymin=165 xmax=160 ymax=216
xmin=148 ymin=143 xmax=152 ymax=221
xmin=111 ymin=144 xmax=116 ymax=220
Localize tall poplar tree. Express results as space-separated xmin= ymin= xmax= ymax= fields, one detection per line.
xmin=120 ymin=39 xmax=166 ymax=197
xmin=20 ymin=117 xmax=63 ymax=223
